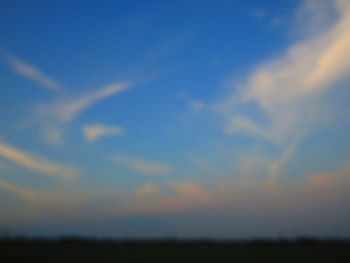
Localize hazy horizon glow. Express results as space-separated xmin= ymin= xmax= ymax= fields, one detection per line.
xmin=0 ymin=0 xmax=349 ymax=239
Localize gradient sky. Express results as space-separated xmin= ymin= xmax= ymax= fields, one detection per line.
xmin=0 ymin=0 xmax=350 ymax=238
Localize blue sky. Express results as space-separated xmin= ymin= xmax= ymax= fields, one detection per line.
xmin=0 ymin=0 xmax=350 ymax=238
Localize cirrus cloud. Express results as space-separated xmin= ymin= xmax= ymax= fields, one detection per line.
xmin=82 ymin=124 xmax=124 ymax=142
xmin=3 ymin=54 xmax=62 ymax=91
xmin=0 ymin=141 xmax=80 ymax=180
xmin=135 ymin=183 xmax=159 ymax=197
xmin=112 ymin=155 xmax=171 ymax=175
xmin=35 ymin=82 xmax=131 ymax=145
xmin=215 ymin=0 xmax=350 ymax=181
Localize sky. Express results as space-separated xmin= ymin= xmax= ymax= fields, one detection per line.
xmin=0 ymin=0 xmax=350 ymax=239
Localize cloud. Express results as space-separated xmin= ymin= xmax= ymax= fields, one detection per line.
xmin=82 ymin=124 xmax=124 ymax=142
xmin=268 ymin=139 xmax=298 ymax=183
xmin=135 ymin=183 xmax=159 ymax=197
xmin=4 ymin=54 xmax=61 ymax=91
xmin=0 ymin=178 xmax=85 ymax=225
xmin=189 ymin=100 xmax=205 ymax=111
xmin=82 ymin=160 xmax=350 ymax=222
xmin=52 ymin=82 xmax=130 ymax=123
xmin=0 ymin=179 xmax=46 ymax=203
xmin=305 ymin=165 xmax=350 ymax=190
xmin=169 ymin=181 xmax=210 ymax=201
xmin=216 ymin=0 xmax=350 ymax=179
xmin=112 ymin=155 xmax=170 ymax=175
xmin=80 ymin=164 xmax=350 ymax=237
xmin=0 ymin=141 xmax=80 ymax=180
xmin=113 ymin=181 xmax=211 ymax=216
xmin=35 ymin=82 xmax=131 ymax=144
xmin=3 ymin=54 xmax=130 ymax=145
xmin=220 ymin=0 xmax=350 ymax=141
xmin=293 ymin=0 xmax=339 ymax=36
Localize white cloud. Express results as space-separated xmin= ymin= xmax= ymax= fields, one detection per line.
xmin=112 ymin=155 xmax=170 ymax=175
xmin=49 ymin=82 xmax=130 ymax=123
xmin=216 ymin=0 xmax=350 ymax=179
xmin=35 ymin=82 xmax=131 ymax=144
xmin=4 ymin=54 xmax=61 ymax=91
xmin=82 ymin=124 xmax=124 ymax=142
xmin=0 ymin=141 xmax=80 ymax=180
xmin=220 ymin=0 xmax=350 ymax=141
xmin=293 ymin=0 xmax=339 ymax=37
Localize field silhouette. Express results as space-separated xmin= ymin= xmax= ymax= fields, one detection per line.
xmin=1 ymin=237 xmax=350 ymax=262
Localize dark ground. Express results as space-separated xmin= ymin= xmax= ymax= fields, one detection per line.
xmin=1 ymin=238 xmax=349 ymax=262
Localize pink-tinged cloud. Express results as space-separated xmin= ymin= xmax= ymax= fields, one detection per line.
xmin=135 ymin=183 xmax=159 ymax=197
xmin=0 ymin=141 xmax=80 ymax=180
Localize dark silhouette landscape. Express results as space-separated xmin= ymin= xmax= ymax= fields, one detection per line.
xmin=1 ymin=237 xmax=350 ymax=262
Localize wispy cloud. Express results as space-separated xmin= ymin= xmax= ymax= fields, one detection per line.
xmin=268 ymin=133 xmax=304 ymax=183
xmin=0 ymin=178 xmax=45 ymax=203
xmin=0 ymin=178 xmax=84 ymax=222
xmin=82 ymin=124 xmax=124 ymax=142
xmin=4 ymin=54 xmax=62 ymax=91
xmin=3 ymin=53 xmax=131 ymax=145
xmin=35 ymin=82 xmax=131 ymax=144
xmin=176 ymin=90 xmax=206 ymax=112
xmin=135 ymin=183 xmax=159 ymax=197
xmin=216 ymin=0 xmax=350 ymax=179
xmin=114 ymin=181 xmax=214 ymax=218
xmin=114 ymin=181 xmax=211 ymax=216
xmin=169 ymin=181 xmax=210 ymax=201
xmin=0 ymin=141 xmax=80 ymax=180
xmin=305 ymin=164 xmax=350 ymax=189
xmin=110 ymin=164 xmax=350 ymax=235
xmin=112 ymin=155 xmax=170 ymax=175
xmin=50 ymin=82 xmax=130 ymax=123
xmin=189 ymin=100 xmax=205 ymax=111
